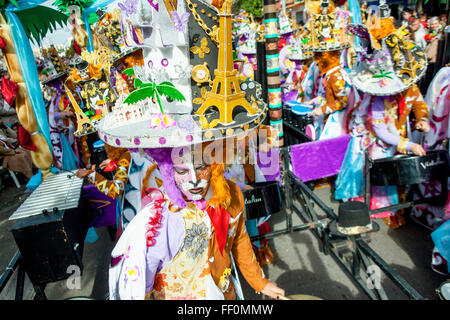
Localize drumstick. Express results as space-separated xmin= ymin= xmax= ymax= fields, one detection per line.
xmin=277 ymin=296 xmax=291 ymax=300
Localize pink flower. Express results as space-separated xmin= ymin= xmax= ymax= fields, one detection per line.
xmin=379 ymin=79 xmax=388 ymax=87
xmin=150 ymin=113 xmax=176 ymax=129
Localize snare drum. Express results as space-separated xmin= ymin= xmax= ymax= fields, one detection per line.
xmin=370 ymin=150 xmax=450 ymax=186
xmin=436 ymin=280 xmax=450 ymax=300
xmin=289 ymin=102 xmax=313 ymax=132
xmin=243 ymin=181 xmax=282 ymax=220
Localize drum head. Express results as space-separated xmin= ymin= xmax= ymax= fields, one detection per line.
xmin=438 ymin=281 xmax=450 ymax=300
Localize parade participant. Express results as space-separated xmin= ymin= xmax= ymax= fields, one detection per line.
xmin=46 ymin=80 xmax=80 ymax=171
xmin=224 ymin=124 xmax=278 ymax=266
xmin=101 ymin=0 xmax=284 ymax=299
xmin=302 ymin=0 xmax=353 ymax=140
xmin=411 ymin=67 xmax=450 ymax=264
xmin=75 ymin=143 xmax=131 ymax=236
xmin=339 ymin=0 xmax=429 ymax=229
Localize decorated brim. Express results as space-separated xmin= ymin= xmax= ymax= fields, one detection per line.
xmin=348 ymin=23 xmax=427 ymax=96
xmin=285 ymin=46 xmax=314 ymax=61
xmin=41 ymin=71 xmax=68 ymax=85
xmin=97 ymin=77 xmax=267 ymax=149
xmin=328 ymin=219 xmax=380 ymax=237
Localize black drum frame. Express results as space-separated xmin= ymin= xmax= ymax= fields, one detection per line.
xmin=0 ymin=131 xmax=427 ymax=301
xmin=247 ymin=123 xmax=426 ymax=300
xmin=364 ymin=150 xmax=450 ymax=216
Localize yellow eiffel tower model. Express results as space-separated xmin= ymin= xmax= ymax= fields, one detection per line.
xmin=196 ymin=0 xmax=256 ymax=125
xmin=64 ymin=84 xmax=97 ymax=137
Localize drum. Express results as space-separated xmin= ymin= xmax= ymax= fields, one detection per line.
xmin=284 ymin=101 xmax=313 ymax=133
xmin=243 ymin=181 xmax=282 ymax=220
xmin=283 ymin=105 xmax=294 ymax=126
xmin=436 ymin=280 xmax=450 ymax=300
xmin=370 ymin=150 xmax=450 ymax=186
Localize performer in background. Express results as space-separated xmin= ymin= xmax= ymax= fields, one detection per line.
xmin=302 ymin=0 xmax=354 ymax=140
xmin=338 ymin=1 xmax=429 ymax=229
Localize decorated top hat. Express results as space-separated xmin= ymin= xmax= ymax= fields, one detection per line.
xmin=285 ymin=33 xmax=314 ymax=61
xmin=328 ymin=201 xmax=380 ymax=237
xmin=97 ymin=0 xmax=267 ymax=149
xmin=347 ymin=7 xmax=427 ymax=96
xmin=302 ymin=0 xmax=350 ymax=53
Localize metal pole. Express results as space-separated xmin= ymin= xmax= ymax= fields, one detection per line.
xmin=263 ymin=0 xmax=284 ymax=147
xmin=356 ymin=238 xmax=425 ymax=300
xmin=289 ymin=171 xmax=338 ymax=220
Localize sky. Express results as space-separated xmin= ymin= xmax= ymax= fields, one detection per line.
xmin=31 ymin=0 xmax=119 ymax=50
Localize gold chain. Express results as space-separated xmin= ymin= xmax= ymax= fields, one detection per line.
xmin=185 ymin=0 xmax=219 ymax=45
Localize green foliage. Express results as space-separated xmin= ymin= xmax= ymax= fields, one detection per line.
xmin=122 ymin=76 xmax=186 ymax=114
xmin=87 ymin=11 xmax=100 ymax=24
xmin=232 ymin=0 xmax=263 ymax=18
xmin=122 ymin=68 xmax=135 ymax=76
xmin=53 ymin=0 xmax=95 ymax=13
xmin=123 ymin=87 xmax=155 ymax=105
xmin=0 ymin=0 xmax=19 ymax=11
xmin=156 ymin=82 xmax=186 ymax=103
xmin=15 ymin=5 xmax=69 ymax=45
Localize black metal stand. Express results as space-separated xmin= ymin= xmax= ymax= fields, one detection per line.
xmin=0 ymin=250 xmax=48 ymax=300
xmin=247 ymin=137 xmax=425 ymax=300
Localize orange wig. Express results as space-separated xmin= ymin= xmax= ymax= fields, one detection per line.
xmin=104 ymin=143 xmax=129 ymax=162
xmin=201 ymin=142 xmax=231 ymax=209
xmin=313 ymin=50 xmax=341 ymax=75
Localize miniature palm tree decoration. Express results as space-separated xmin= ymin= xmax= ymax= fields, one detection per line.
xmin=122 ymin=67 xmax=186 ymax=114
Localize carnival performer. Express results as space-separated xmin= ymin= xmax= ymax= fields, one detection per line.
xmin=109 ymin=142 xmax=285 ymax=300
xmin=224 ymin=124 xmax=277 ymax=266
xmin=75 ymin=143 xmax=130 ymax=234
xmin=46 ymin=81 xmax=81 ymax=171
xmin=339 ymin=1 xmax=430 ymax=229
xmin=103 ymin=0 xmax=284 ymax=300
xmin=302 ymin=0 xmax=353 ymax=140
xmin=412 ymin=66 xmax=450 ymax=275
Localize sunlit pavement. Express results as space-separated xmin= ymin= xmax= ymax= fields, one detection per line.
xmin=0 ymin=182 xmax=445 ymax=300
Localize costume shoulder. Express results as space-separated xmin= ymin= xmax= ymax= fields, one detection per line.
xmin=226 ymin=179 xmax=245 ymax=218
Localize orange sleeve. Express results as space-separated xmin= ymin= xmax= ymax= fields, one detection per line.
xmin=230 ymin=185 xmax=270 ymax=293
xmin=320 ymin=72 xmax=348 ymax=115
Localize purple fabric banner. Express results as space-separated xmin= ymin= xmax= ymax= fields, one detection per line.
xmin=290 ymin=134 xmax=351 ymax=182
xmin=83 ymin=184 xmax=117 ymax=228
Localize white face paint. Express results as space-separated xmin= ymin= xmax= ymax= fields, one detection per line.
xmin=173 ymin=151 xmax=212 ymax=202
xmin=180 ymin=179 xmax=209 ymax=200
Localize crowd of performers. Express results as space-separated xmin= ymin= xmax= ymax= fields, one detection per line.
xmin=2 ymin=0 xmax=446 ymax=299
xmin=233 ymin=0 xmax=450 ymax=278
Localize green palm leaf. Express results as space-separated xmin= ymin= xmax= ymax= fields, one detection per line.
xmin=15 ymin=5 xmax=69 ymax=45
xmin=122 ymin=68 xmax=135 ymax=77
xmin=156 ymin=83 xmax=186 ymax=102
xmin=134 ymin=78 xmax=143 ymax=88
xmin=123 ymin=87 xmax=155 ymax=105
xmin=0 ymin=0 xmax=19 ymax=10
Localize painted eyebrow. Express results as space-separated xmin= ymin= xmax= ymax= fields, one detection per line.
xmin=174 ymin=166 xmax=189 ymax=171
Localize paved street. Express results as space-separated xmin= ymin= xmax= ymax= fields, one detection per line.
xmin=0 ymin=175 xmax=446 ymax=300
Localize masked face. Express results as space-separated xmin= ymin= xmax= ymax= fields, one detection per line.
xmin=173 ymin=152 xmax=212 ymax=202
